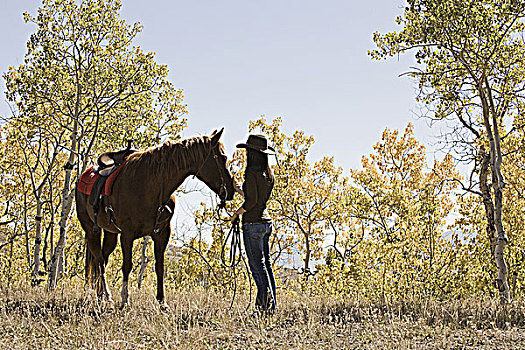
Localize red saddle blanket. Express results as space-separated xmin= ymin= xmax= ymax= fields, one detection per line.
xmin=77 ymin=162 xmax=127 ymax=196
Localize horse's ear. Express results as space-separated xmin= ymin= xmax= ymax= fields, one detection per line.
xmin=211 ymin=127 xmax=224 ymax=145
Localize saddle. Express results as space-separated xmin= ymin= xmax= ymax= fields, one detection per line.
xmin=78 ymin=141 xmax=137 ymax=232
xmin=96 ymin=140 xmax=137 ymax=175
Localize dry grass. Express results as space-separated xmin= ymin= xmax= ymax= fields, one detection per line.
xmin=0 ymin=284 xmax=524 ymax=349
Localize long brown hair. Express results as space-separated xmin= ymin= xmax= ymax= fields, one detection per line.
xmin=246 ymin=148 xmax=274 ymax=182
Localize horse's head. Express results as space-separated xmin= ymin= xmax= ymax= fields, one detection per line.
xmin=195 ymin=128 xmax=235 ymax=202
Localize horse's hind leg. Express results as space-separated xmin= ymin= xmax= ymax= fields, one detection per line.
xmin=152 ymin=224 xmax=170 ymax=308
xmin=77 ymin=199 xmax=106 ymax=299
xmin=86 ymin=229 xmax=113 ymax=301
xmin=120 ymin=234 xmax=133 ymax=308
xmin=76 ymin=192 xmax=112 ymax=302
xmin=99 ymin=231 xmax=118 ymax=302
xmin=85 ymin=229 xmax=103 ymax=293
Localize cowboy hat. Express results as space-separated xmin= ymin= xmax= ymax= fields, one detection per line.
xmin=236 ymin=134 xmax=276 ymax=155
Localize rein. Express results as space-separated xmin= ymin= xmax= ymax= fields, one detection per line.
xmin=193 ymin=143 xmax=228 ymax=209
xmin=154 ymin=142 xmax=230 ymax=234
xmin=220 ymin=218 xmax=252 ymax=310
xmin=221 ymin=219 xmax=242 ymax=270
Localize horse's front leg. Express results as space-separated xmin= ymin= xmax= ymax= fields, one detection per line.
xmin=153 ymin=225 xmax=170 ymax=308
xmin=120 ymin=234 xmax=133 ymax=309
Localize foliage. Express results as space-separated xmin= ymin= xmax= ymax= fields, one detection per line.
xmin=454 ymin=130 xmax=525 ymax=297
xmin=3 ymin=0 xmax=525 ymax=306
xmin=249 ymin=117 xmax=349 ymax=275
xmin=0 ymin=0 xmax=186 ymax=287
xmin=172 ymin=118 xmax=472 ymax=302
xmin=369 ymin=0 xmax=525 ymax=132
xmin=163 ymin=201 xmax=255 ymax=313
xmin=346 ymin=124 xmax=461 ymax=299
xmin=369 ymin=0 xmax=525 ymax=302
xmin=5 ymin=0 xmax=187 ymax=151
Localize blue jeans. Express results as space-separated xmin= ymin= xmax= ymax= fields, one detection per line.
xmin=242 ymin=223 xmax=277 ymax=311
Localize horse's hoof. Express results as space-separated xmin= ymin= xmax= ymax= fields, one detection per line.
xmin=158 ymin=300 xmax=170 ymax=312
xmin=98 ymin=293 xmax=113 ymax=303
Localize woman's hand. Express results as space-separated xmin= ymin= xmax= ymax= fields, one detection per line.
xmin=231 ymin=207 xmax=246 ymax=223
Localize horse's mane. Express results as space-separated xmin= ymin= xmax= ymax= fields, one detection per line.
xmin=124 ymin=136 xmax=212 ymax=176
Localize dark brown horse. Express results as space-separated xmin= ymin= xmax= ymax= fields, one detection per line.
xmin=75 ymin=129 xmax=234 ymax=307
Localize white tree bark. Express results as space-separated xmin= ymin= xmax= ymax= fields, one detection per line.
xmin=48 ymin=120 xmax=78 ymax=290
xmin=31 ymin=196 xmax=43 ymax=280
xmin=17 ymin=130 xmax=62 ymax=285
xmin=481 ymin=83 xmax=510 ymax=303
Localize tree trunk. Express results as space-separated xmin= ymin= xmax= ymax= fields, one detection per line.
xmin=480 ymin=87 xmax=510 ymax=303
xmin=492 ymin=168 xmax=510 ymax=303
xmin=479 ymin=146 xmax=496 ymax=256
xmin=48 ymin=120 xmax=78 ymax=290
xmin=8 ymin=235 xmax=14 ymax=286
xmin=22 ymin=193 xmax=32 ymax=273
xmin=490 ymin=131 xmax=510 ymax=303
xmin=304 ymin=235 xmax=311 ymax=279
xmin=479 ymin=146 xmax=510 ymax=301
xmin=32 ymin=195 xmax=43 ymax=281
xmin=137 ymin=236 xmax=150 ymax=289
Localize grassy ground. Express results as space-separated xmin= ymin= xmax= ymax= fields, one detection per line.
xmin=1 ymin=284 xmax=524 ymax=349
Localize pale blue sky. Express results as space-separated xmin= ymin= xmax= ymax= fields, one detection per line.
xmin=0 ymin=0 xmax=427 ymax=171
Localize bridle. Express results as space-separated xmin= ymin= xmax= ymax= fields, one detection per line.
xmin=193 ymin=143 xmax=229 ymax=209
xmin=153 ymin=143 xmax=229 ymax=234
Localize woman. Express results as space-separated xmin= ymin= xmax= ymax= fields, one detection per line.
xmin=231 ymin=134 xmax=277 ymax=312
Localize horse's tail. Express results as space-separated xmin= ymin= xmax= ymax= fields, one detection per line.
xmin=84 ymin=236 xmax=100 ymax=287
xmin=76 ymin=186 xmax=102 ymax=290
